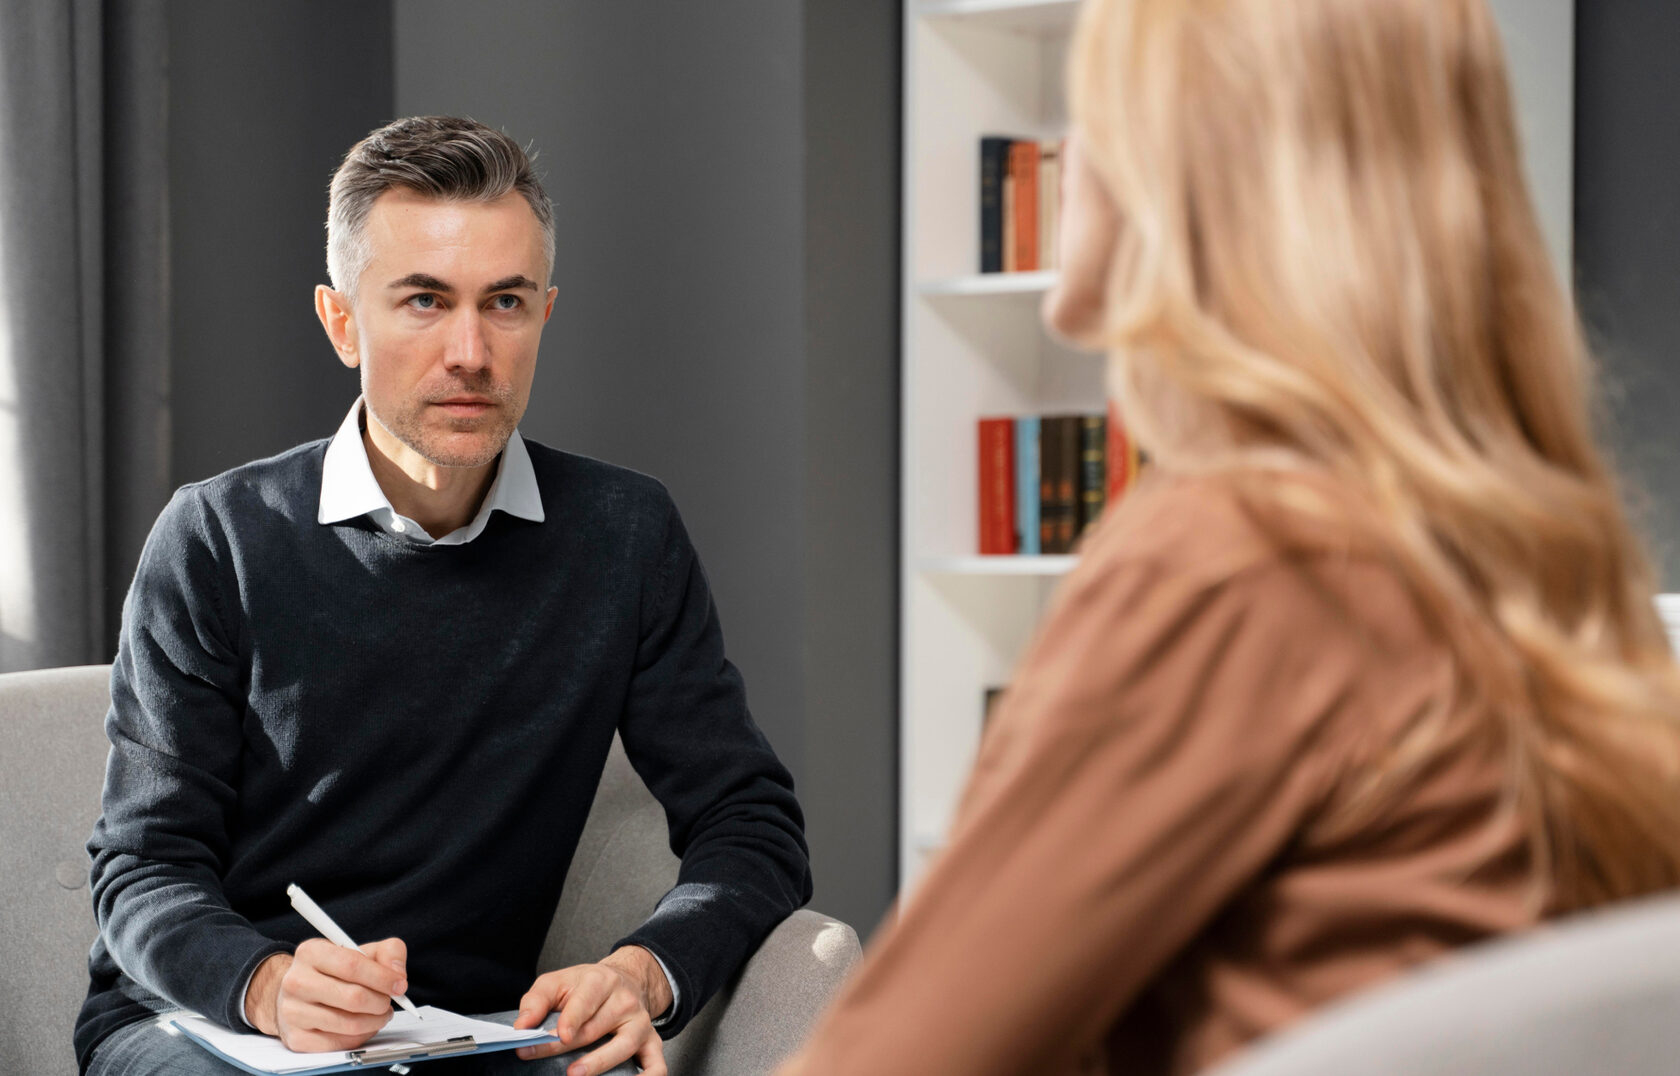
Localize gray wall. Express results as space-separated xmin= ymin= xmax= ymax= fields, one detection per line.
xmin=1574 ymin=1 xmax=1680 ymax=585
xmin=394 ymin=0 xmax=808 ymax=784
xmin=167 ymin=0 xmax=394 ymax=489
xmin=799 ymin=0 xmax=901 ymax=942
xmin=394 ymin=0 xmax=899 ymax=933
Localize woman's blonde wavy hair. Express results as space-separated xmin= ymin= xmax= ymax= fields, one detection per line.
xmin=1069 ymin=0 xmax=1680 ymax=911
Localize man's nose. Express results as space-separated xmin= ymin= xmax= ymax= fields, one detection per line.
xmin=444 ymin=312 xmax=490 ymax=372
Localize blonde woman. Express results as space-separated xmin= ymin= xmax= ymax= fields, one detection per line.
xmin=778 ymin=0 xmax=1680 ymax=1073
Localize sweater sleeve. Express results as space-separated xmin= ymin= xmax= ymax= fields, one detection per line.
xmin=612 ymin=494 xmax=814 ymax=1036
xmin=87 ymin=488 xmax=291 ymax=1031
xmin=777 ymin=546 xmax=1360 ymax=1076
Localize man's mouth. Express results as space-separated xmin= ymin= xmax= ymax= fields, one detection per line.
xmin=433 ymin=397 xmax=496 ymax=416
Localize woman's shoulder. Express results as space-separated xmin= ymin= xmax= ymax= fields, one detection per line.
xmin=993 ymin=466 xmax=1457 ymax=836
xmin=1087 ymin=466 xmax=1344 ymax=569
xmin=984 ymin=464 xmax=1455 ymax=833
xmin=1065 ymin=466 xmax=1434 ymax=659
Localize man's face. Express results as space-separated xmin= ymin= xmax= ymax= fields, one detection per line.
xmin=340 ymin=189 xmax=556 ymax=471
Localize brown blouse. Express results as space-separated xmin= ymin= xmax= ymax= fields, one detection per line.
xmin=779 ymin=469 xmax=1539 ymax=1076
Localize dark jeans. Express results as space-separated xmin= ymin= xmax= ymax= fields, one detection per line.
xmin=86 ymin=1010 xmax=640 ymax=1075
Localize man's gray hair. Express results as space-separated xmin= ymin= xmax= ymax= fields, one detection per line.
xmin=326 ymin=116 xmax=555 ymax=297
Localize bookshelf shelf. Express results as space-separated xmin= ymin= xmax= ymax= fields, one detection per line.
xmin=915 ymin=0 xmax=1080 ymax=36
xmin=900 ymin=2 xmax=1086 ymax=893
xmin=918 ymin=270 xmax=1058 ymax=298
xmin=919 ymin=555 xmax=1077 ymax=576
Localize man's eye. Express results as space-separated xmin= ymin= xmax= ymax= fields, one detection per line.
xmin=406 ymin=293 xmax=439 ymax=310
xmin=491 ymin=294 xmax=522 ymax=311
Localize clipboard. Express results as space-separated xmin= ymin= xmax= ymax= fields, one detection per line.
xmin=165 ymin=1006 xmax=562 ymax=1075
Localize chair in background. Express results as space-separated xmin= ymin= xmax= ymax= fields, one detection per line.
xmin=1206 ymin=889 xmax=1680 ymax=1076
xmin=0 ymin=664 xmax=860 ymax=1076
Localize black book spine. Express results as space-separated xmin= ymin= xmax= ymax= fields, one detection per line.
xmin=1080 ymin=413 xmax=1107 ymax=538
xmin=1039 ymin=414 xmax=1060 ymax=553
xmin=980 ymin=137 xmax=1012 ymax=273
xmin=1056 ymin=416 xmax=1080 ymax=552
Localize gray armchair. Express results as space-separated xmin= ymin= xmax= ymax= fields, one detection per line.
xmin=0 ymin=664 xmax=860 ymax=1075
xmin=1207 ymin=889 xmax=1680 ymax=1076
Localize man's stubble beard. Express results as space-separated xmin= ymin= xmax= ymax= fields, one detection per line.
xmin=369 ymin=377 xmax=521 ymax=469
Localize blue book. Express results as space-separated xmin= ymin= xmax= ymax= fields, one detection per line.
xmin=1015 ymin=416 xmax=1040 ymax=555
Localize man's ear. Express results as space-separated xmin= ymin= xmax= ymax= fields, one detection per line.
xmin=542 ymin=285 xmax=558 ymax=324
xmin=315 ymin=284 xmax=360 ymax=368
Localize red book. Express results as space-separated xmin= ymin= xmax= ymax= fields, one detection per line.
xmin=1106 ymin=398 xmax=1140 ymax=501
xmin=1008 ymin=140 xmax=1041 ymax=272
xmin=978 ymin=417 xmax=1018 ymax=555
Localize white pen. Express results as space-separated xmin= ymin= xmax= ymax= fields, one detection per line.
xmin=286 ymin=882 xmax=420 ymax=1018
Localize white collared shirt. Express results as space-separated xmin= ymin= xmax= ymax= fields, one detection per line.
xmin=317 ymin=397 xmax=545 ymax=544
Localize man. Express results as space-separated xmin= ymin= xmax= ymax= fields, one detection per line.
xmin=75 ymin=116 xmax=812 ymax=1076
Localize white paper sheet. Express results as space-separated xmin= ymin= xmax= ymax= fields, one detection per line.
xmin=169 ymin=1005 xmax=554 ymax=1074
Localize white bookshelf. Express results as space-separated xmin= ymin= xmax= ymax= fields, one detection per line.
xmin=919 ymin=555 xmax=1078 ymax=576
xmin=917 ymin=0 xmax=1080 ymax=34
xmin=917 ymin=270 xmax=1057 ymax=298
xmin=900 ymin=0 xmax=1099 ymax=889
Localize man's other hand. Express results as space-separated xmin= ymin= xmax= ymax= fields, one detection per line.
xmin=244 ymin=937 xmax=408 ymax=1052
xmin=512 ymin=945 xmax=671 ymax=1075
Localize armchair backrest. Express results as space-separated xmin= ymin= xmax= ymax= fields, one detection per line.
xmin=539 ymin=735 xmax=680 ymax=971
xmin=1207 ymin=889 xmax=1680 ymax=1076
xmin=0 ymin=664 xmax=113 ymax=1076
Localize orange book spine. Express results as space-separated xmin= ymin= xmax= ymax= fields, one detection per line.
xmin=1009 ymin=140 xmax=1040 ymax=272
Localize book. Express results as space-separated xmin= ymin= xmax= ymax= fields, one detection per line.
xmin=1008 ymin=140 xmax=1041 ymax=272
xmin=1038 ymin=413 xmax=1061 ymax=553
xmin=1039 ymin=415 xmax=1081 ymax=554
xmin=1015 ymin=416 xmax=1041 ymax=556
xmin=1039 ymin=139 xmax=1062 ymax=270
xmin=978 ymin=417 xmax=1017 ymax=554
xmin=979 ymin=137 xmax=1012 ymax=273
xmin=1106 ymin=397 xmax=1141 ymax=502
xmin=973 ymin=407 xmax=1142 ymax=556
xmin=1079 ymin=413 xmax=1107 ymax=539
xmin=1055 ymin=416 xmax=1081 ymax=551
xmin=1002 ymin=163 xmax=1017 ymax=272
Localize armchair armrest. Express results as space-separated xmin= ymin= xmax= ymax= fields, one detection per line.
xmin=665 ymin=909 xmax=862 ymax=1075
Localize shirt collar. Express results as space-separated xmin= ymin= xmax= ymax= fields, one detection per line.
xmin=317 ymin=397 xmax=544 ymax=537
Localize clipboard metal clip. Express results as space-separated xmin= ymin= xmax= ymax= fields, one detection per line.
xmin=348 ymin=1035 xmax=477 ymax=1066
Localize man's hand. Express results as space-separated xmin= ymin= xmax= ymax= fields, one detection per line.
xmin=512 ymin=945 xmax=671 ymax=1075
xmin=244 ymin=937 xmax=409 ymax=1052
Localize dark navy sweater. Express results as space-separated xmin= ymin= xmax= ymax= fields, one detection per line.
xmin=75 ymin=439 xmax=812 ymax=1069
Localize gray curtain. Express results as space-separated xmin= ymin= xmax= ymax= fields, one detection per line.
xmin=0 ymin=0 xmax=169 ymax=672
